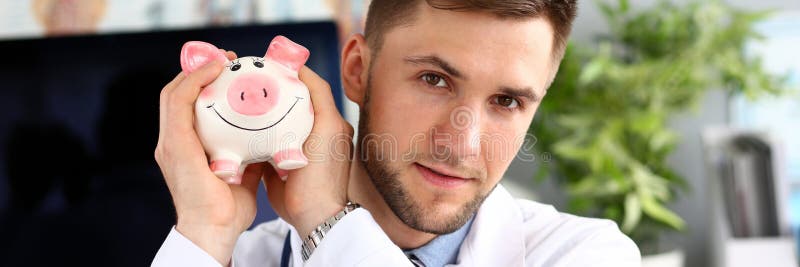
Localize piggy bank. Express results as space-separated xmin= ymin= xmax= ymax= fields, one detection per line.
xmin=180 ymin=36 xmax=314 ymax=184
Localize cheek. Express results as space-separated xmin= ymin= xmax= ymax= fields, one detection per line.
xmin=371 ymin=94 xmax=435 ymax=149
xmin=482 ymin=128 xmax=524 ymax=176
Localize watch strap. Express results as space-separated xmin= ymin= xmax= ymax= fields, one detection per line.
xmin=300 ymin=202 xmax=361 ymax=261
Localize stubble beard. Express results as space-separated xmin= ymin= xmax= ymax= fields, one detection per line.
xmin=356 ymin=81 xmax=489 ymax=235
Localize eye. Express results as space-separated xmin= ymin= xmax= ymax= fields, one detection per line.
xmin=493 ymin=95 xmax=519 ymax=109
xmin=230 ymin=59 xmax=242 ymax=71
xmin=253 ymin=58 xmax=264 ymax=68
xmin=421 ymin=73 xmax=448 ymax=88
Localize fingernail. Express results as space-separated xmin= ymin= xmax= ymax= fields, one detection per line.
xmin=224 ymin=174 xmax=243 ymax=185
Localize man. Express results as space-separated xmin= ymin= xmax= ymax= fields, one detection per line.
xmin=152 ymin=0 xmax=641 ymax=266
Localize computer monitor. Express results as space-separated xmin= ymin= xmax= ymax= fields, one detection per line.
xmin=0 ymin=21 xmax=341 ymax=266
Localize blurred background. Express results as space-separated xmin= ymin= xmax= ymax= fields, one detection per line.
xmin=0 ymin=0 xmax=797 ymax=267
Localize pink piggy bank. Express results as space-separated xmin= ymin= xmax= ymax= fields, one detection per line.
xmin=180 ymin=36 xmax=314 ymax=184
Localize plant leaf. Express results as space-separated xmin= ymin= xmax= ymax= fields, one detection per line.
xmin=579 ymin=59 xmax=606 ymax=85
xmin=553 ymin=139 xmax=589 ymax=161
xmin=619 ymin=0 xmax=629 ymax=13
xmin=640 ymin=192 xmax=686 ymax=231
xmin=622 ymin=193 xmax=642 ymax=233
xmin=597 ymin=1 xmax=616 ymax=20
xmin=649 ymin=130 xmax=678 ymax=152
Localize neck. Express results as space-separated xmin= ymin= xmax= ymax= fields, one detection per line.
xmin=347 ymin=154 xmax=437 ymax=249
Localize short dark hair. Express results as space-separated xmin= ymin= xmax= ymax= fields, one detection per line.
xmin=364 ymin=0 xmax=578 ymax=67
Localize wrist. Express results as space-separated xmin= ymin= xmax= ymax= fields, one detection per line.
xmin=175 ymin=222 xmax=240 ymax=265
xmin=295 ymin=203 xmax=346 ymax=238
xmin=298 ymin=202 xmax=361 ymax=261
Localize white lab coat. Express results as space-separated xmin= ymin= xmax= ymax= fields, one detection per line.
xmin=152 ymin=185 xmax=641 ymax=266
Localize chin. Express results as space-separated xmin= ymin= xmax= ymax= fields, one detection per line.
xmin=423 ymin=202 xmax=469 ymax=223
xmin=363 ymin=151 xmax=487 ymax=235
xmin=409 ymin=201 xmax=476 ymax=234
xmin=400 ymin=181 xmax=484 ymax=234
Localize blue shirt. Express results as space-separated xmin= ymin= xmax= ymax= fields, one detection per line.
xmin=403 ymin=215 xmax=475 ymax=267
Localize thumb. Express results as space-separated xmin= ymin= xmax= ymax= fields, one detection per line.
xmin=239 ymin=162 xmax=267 ymax=196
xmin=263 ymin=165 xmax=288 ymax=218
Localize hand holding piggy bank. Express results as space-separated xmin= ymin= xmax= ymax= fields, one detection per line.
xmin=180 ymin=36 xmax=314 ymax=184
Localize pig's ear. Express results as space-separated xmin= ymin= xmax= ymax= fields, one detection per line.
xmin=265 ymin=35 xmax=309 ymax=72
xmin=180 ymin=41 xmax=229 ymax=73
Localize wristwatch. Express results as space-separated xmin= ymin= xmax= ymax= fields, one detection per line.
xmin=301 ymin=202 xmax=361 ymax=261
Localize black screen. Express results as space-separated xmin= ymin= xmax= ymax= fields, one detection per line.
xmin=0 ymin=21 xmax=342 ymax=266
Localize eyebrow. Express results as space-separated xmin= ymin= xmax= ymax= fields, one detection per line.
xmin=500 ymin=86 xmax=540 ymax=103
xmin=404 ymin=55 xmax=465 ymax=79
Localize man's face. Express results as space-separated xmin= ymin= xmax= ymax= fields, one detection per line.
xmin=358 ymin=4 xmax=554 ymax=234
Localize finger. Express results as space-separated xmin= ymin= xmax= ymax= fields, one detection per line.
xmin=228 ymin=163 xmax=266 ymax=217
xmin=163 ymin=71 xmax=187 ymax=93
xmin=299 ymin=66 xmax=338 ymax=119
xmin=158 ymin=128 xmax=208 ymax=176
xmin=226 ymin=51 xmax=238 ymax=60
xmin=159 ymin=72 xmax=187 ymax=116
xmin=173 ymin=59 xmax=224 ymax=106
xmin=166 ymin=60 xmax=224 ymax=131
xmin=218 ymin=49 xmax=238 ymax=61
xmin=263 ymin=165 xmax=288 ymax=217
xmin=159 ymin=72 xmax=186 ymax=138
xmin=157 ymin=63 xmax=222 ymax=171
xmin=239 ymin=162 xmax=266 ymax=195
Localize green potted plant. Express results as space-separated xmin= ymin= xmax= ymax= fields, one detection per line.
xmin=531 ymin=0 xmax=785 ymax=260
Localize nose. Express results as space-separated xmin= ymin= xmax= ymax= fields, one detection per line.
xmin=227 ymin=73 xmax=280 ymax=116
xmin=433 ymin=106 xmax=482 ymax=159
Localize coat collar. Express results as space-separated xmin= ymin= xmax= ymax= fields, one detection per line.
xmin=454 ymin=184 xmax=526 ymax=266
xmin=286 ymin=184 xmax=526 ymax=266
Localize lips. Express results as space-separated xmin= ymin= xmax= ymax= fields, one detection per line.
xmin=414 ymin=163 xmax=470 ymax=189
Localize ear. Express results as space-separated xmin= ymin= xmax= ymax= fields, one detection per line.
xmin=265 ymin=35 xmax=310 ymax=73
xmin=341 ymin=34 xmax=369 ymax=107
xmin=180 ymin=41 xmax=229 ymax=73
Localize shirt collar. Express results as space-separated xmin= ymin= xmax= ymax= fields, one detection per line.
xmin=403 ymin=215 xmax=475 ymax=267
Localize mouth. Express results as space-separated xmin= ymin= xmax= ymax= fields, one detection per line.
xmin=414 ymin=162 xmax=471 ymax=189
xmin=205 ymin=96 xmax=302 ymax=131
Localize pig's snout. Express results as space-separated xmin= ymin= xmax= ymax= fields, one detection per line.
xmin=227 ymin=73 xmax=280 ymax=116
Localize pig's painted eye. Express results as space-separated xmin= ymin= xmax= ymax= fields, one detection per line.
xmin=253 ymin=58 xmax=265 ymax=68
xmin=230 ymin=59 xmax=241 ymax=71
xmin=262 ymin=88 xmax=268 ymax=97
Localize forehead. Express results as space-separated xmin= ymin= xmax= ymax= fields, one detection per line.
xmin=375 ymin=4 xmax=555 ymax=93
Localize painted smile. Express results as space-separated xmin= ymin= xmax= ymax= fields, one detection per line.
xmin=205 ymin=96 xmax=302 ymax=131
